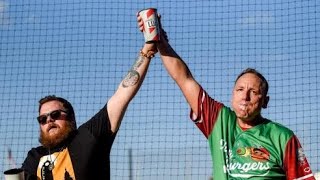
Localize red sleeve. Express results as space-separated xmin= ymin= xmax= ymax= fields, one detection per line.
xmin=283 ymin=135 xmax=315 ymax=180
xmin=189 ymin=87 xmax=223 ymax=138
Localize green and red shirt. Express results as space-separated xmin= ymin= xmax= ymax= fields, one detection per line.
xmin=190 ymin=88 xmax=315 ymax=180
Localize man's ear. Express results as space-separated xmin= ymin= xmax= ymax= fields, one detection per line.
xmin=262 ymin=96 xmax=269 ymax=108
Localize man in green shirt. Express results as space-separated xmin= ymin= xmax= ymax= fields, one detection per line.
xmin=137 ymin=14 xmax=316 ymax=180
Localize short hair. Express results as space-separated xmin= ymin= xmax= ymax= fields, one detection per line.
xmin=235 ymin=68 xmax=269 ymax=96
xmin=38 ymin=95 xmax=76 ymax=123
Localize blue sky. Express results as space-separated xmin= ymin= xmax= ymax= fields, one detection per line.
xmin=0 ymin=0 xmax=319 ymax=179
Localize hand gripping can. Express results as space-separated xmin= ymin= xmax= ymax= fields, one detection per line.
xmin=138 ymin=8 xmax=160 ymax=43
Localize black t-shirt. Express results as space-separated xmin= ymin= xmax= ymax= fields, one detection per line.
xmin=22 ymin=105 xmax=117 ymax=180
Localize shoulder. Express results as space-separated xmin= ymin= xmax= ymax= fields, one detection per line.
xmin=266 ymin=120 xmax=293 ymax=133
xmin=220 ymin=106 xmax=236 ymax=119
xmin=79 ymin=104 xmax=110 ymax=129
xmin=262 ymin=120 xmax=294 ymax=140
xmin=27 ymin=146 xmax=46 ymax=156
xmin=22 ymin=146 xmax=46 ymax=171
xmin=77 ymin=104 xmax=113 ymax=139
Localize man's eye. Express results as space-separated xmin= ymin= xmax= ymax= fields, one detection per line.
xmin=251 ymin=91 xmax=259 ymax=95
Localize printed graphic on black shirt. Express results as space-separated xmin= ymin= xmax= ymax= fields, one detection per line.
xmin=38 ymin=148 xmax=75 ymax=179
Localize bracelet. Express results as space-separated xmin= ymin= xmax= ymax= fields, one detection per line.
xmin=140 ymin=49 xmax=155 ymax=58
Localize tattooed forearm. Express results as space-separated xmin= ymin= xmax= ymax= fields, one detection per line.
xmin=122 ymin=55 xmax=145 ymax=88
xmin=132 ymin=55 xmax=144 ymax=71
xmin=122 ymin=70 xmax=140 ymax=88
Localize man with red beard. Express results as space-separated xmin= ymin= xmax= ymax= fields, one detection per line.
xmin=21 ymin=42 xmax=157 ymax=180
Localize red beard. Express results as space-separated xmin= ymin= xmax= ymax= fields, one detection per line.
xmin=39 ymin=121 xmax=75 ymax=149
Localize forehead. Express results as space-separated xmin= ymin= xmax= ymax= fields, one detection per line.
xmin=40 ymin=100 xmax=63 ymax=113
xmin=235 ymin=73 xmax=262 ymax=87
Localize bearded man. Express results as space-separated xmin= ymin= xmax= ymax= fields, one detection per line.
xmin=21 ymin=42 xmax=157 ymax=180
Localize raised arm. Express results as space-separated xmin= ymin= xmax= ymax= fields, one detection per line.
xmin=107 ymin=43 xmax=156 ymax=133
xmin=137 ymin=15 xmax=201 ymax=115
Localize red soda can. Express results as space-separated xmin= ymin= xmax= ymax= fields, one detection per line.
xmin=138 ymin=8 xmax=160 ymax=43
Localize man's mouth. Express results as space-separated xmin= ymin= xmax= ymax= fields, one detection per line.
xmin=239 ymin=104 xmax=248 ymax=111
xmin=47 ymin=124 xmax=58 ymax=133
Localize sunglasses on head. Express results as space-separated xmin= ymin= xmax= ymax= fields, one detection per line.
xmin=37 ymin=109 xmax=68 ymax=125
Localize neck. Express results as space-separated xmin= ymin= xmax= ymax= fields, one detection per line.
xmin=237 ymin=115 xmax=265 ymax=129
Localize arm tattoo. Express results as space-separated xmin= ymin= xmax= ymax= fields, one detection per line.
xmin=122 ymin=70 xmax=140 ymax=88
xmin=122 ymin=55 xmax=145 ymax=88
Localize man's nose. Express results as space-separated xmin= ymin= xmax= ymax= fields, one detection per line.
xmin=47 ymin=115 xmax=55 ymax=123
xmin=243 ymin=90 xmax=251 ymax=101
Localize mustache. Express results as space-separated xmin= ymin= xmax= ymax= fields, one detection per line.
xmin=46 ymin=123 xmax=59 ymax=132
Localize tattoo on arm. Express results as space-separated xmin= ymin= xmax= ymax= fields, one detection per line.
xmin=122 ymin=56 xmax=145 ymax=88
xmin=122 ymin=70 xmax=140 ymax=88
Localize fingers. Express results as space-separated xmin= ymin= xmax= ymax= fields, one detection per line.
xmin=157 ymin=13 xmax=162 ymax=28
xmin=154 ymin=13 xmax=168 ymax=43
xmin=142 ymin=43 xmax=158 ymax=58
xmin=136 ymin=14 xmax=144 ymax=32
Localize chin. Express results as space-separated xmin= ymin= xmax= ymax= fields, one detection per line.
xmin=48 ymin=129 xmax=63 ymax=140
xmin=236 ymin=113 xmax=248 ymax=120
xmin=39 ymin=122 xmax=74 ymax=149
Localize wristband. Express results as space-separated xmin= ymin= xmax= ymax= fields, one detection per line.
xmin=140 ymin=49 xmax=155 ymax=58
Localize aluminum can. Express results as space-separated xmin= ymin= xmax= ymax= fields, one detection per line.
xmin=138 ymin=8 xmax=160 ymax=43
